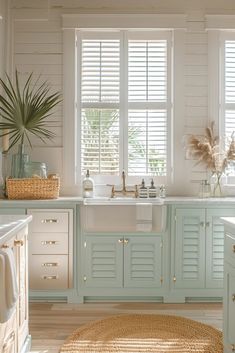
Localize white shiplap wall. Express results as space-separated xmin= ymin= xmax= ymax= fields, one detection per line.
xmin=7 ymin=2 xmax=223 ymax=195
xmin=184 ymin=30 xmax=210 ymax=194
xmin=12 ymin=11 xmax=64 ymax=179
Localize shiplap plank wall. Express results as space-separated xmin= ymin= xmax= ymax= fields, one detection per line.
xmin=14 ymin=17 xmax=63 ymax=148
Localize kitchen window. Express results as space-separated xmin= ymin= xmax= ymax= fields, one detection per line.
xmin=77 ymin=30 xmax=172 ymax=182
xmin=220 ymin=34 xmax=235 ymax=175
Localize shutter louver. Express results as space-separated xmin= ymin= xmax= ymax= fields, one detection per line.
xmin=82 ymin=40 xmax=120 ymax=103
xmin=81 ymin=109 xmax=119 ymax=174
xmin=128 ymin=110 xmax=167 ymax=176
xmin=128 ymin=40 xmax=167 ymax=102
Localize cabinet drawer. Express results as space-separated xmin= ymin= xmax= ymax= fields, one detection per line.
xmin=28 ymin=211 xmax=69 ymax=233
xmin=225 ymin=233 xmax=235 ymax=266
xmin=29 ymin=232 xmax=68 ymax=254
xmin=29 ymin=254 xmax=68 ymax=290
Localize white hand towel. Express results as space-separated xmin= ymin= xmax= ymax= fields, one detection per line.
xmin=0 ymin=248 xmax=18 ymax=323
xmin=4 ymin=248 xmax=19 ymax=310
xmin=136 ymin=203 xmax=152 ymax=232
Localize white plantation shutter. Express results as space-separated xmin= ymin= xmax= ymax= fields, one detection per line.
xmin=128 ymin=39 xmax=168 ymax=176
xmin=79 ymin=32 xmax=171 ymax=178
xmin=81 ymin=109 xmax=119 ymax=174
xmin=128 ymin=110 xmax=167 ymax=175
xmin=82 ymin=40 xmax=120 ymax=103
xmin=225 ymin=41 xmax=235 ymax=140
xmin=81 ymin=38 xmax=120 ymax=174
xmin=128 ymin=40 xmax=167 ymax=102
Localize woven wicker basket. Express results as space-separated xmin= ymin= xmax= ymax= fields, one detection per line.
xmin=6 ymin=177 xmax=60 ymax=200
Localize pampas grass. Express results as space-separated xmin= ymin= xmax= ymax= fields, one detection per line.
xmin=187 ymin=122 xmax=235 ymax=174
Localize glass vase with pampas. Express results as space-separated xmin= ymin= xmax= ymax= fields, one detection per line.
xmin=187 ymin=122 xmax=235 ymax=197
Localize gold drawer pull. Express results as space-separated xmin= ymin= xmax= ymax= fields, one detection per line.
xmin=3 ymin=331 xmax=15 ymax=351
xmin=41 ymin=241 xmax=58 ymax=245
xmin=41 ymin=262 xmax=58 ymax=267
xmin=14 ymin=239 xmax=24 ymax=246
xmin=42 ymin=275 xmax=58 ymax=280
xmin=1 ymin=244 xmax=9 ymax=249
xmin=233 ymin=245 xmax=235 ymax=253
xmin=41 ymin=219 xmax=58 ymax=223
xmin=232 ymin=294 xmax=235 ymax=302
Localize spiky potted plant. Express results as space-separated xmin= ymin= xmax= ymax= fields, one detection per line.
xmin=0 ymin=70 xmax=61 ymax=177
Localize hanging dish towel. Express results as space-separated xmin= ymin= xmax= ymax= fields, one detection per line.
xmin=136 ymin=203 xmax=152 ymax=232
xmin=0 ymin=248 xmax=19 ymax=323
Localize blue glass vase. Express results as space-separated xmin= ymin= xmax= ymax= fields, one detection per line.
xmin=11 ymin=145 xmax=29 ymax=178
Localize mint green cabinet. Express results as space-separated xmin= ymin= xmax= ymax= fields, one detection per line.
xmin=124 ymin=237 xmax=162 ymax=288
xmin=83 ymin=235 xmax=162 ymax=289
xmin=173 ymin=208 xmax=235 ymax=291
xmin=174 ymin=208 xmax=205 ymax=289
xmin=84 ymin=236 xmax=123 ymax=288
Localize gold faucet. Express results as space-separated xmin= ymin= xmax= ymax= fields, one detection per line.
xmin=110 ymin=171 xmax=138 ymax=198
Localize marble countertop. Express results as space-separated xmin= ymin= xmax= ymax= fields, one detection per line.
xmin=0 ymin=215 xmax=32 ymax=246
xmin=0 ymin=195 xmax=235 ymax=205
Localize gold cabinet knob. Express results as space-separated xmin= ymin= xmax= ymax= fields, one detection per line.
xmin=232 ymin=294 xmax=235 ymax=302
xmin=233 ymin=245 xmax=235 ymax=253
xmin=1 ymin=244 xmax=9 ymax=249
xmin=124 ymin=239 xmax=129 ymax=244
xmin=14 ymin=240 xmax=23 ymax=246
xmin=231 ymin=344 xmax=235 ymax=352
xmin=118 ymin=239 xmax=124 ymax=244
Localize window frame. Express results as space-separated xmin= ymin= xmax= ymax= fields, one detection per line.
xmin=76 ymin=29 xmax=172 ymax=185
xmin=62 ymin=15 xmax=180 ymax=192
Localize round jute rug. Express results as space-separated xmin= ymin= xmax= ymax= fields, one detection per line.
xmin=60 ymin=314 xmax=223 ymax=353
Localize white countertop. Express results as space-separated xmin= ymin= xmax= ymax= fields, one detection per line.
xmin=1 ymin=195 xmax=235 ymax=205
xmin=0 ymin=215 xmax=32 ymax=246
xmin=220 ymin=217 xmax=235 ymax=228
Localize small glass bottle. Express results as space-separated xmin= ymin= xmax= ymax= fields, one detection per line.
xmin=139 ymin=179 xmax=148 ymax=198
xmin=159 ymin=184 xmax=166 ymax=198
xmin=148 ymin=179 xmax=157 ymax=198
xmin=82 ymin=169 xmax=94 ymax=198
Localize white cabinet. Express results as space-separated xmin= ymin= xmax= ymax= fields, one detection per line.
xmin=222 ymin=219 xmax=235 ymax=353
xmin=27 ymin=209 xmax=73 ymax=290
xmin=0 ymin=223 xmax=30 ymax=353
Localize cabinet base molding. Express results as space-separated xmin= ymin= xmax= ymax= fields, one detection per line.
xmin=83 ymin=296 xmax=164 ymax=303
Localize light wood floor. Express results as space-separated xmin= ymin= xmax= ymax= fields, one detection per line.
xmin=29 ymin=302 xmax=223 ymax=353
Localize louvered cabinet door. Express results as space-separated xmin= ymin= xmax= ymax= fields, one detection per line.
xmin=206 ymin=209 xmax=235 ymax=289
xmin=124 ymin=237 xmax=162 ymax=288
xmin=84 ymin=236 xmax=123 ymax=288
xmin=174 ymin=209 xmax=205 ymax=289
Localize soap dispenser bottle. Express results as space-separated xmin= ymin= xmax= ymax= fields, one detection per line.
xmin=82 ymin=169 xmax=94 ymax=198
xmin=139 ymin=179 xmax=148 ymax=198
xmin=149 ymin=179 xmax=157 ymax=198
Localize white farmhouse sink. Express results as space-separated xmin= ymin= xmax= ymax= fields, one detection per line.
xmin=81 ymin=198 xmax=167 ymax=233
xmin=83 ymin=197 xmax=164 ymax=205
